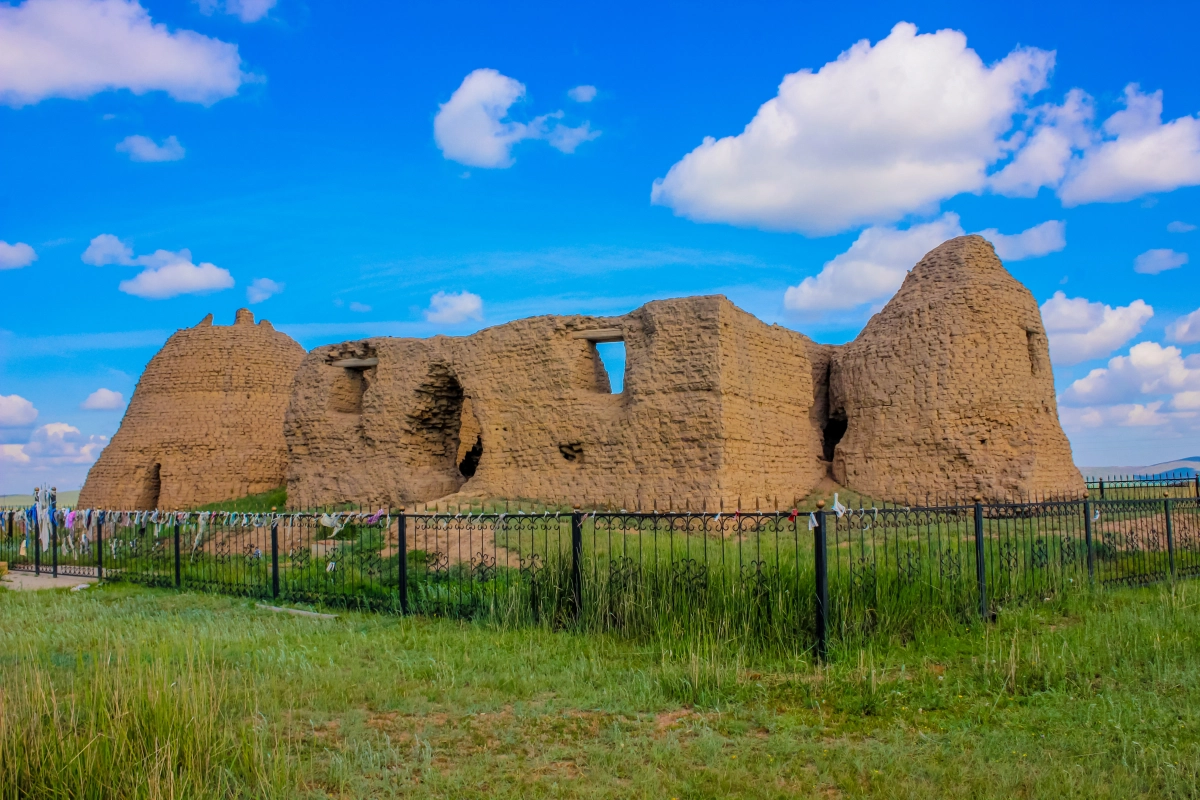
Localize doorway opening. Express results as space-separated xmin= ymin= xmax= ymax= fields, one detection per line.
xmin=138 ymin=462 xmax=161 ymax=509
xmin=822 ymin=414 xmax=847 ymax=462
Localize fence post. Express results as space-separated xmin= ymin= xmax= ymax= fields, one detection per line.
xmin=51 ymin=508 xmax=58 ymax=579
xmin=973 ymin=495 xmax=988 ymax=621
xmin=397 ymin=510 xmax=409 ymax=614
xmin=96 ymin=511 xmax=104 ymax=581
xmin=1099 ymin=479 xmax=1105 ymax=500
xmin=1195 ymin=474 xmax=1199 ymax=499
xmin=1083 ymin=494 xmax=1095 ymax=585
xmin=173 ymin=517 xmax=181 ymax=589
xmin=813 ymin=501 xmax=829 ymax=661
xmin=571 ymin=509 xmax=583 ymax=624
xmin=1165 ymin=496 xmax=1176 ymax=579
xmin=33 ymin=511 xmax=40 ymax=575
xmin=270 ymin=514 xmax=280 ymax=599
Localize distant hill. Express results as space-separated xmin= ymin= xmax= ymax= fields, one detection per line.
xmin=1080 ymin=457 xmax=1200 ymax=480
xmin=0 ymin=490 xmax=81 ymax=508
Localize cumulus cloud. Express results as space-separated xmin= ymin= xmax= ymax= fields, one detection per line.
xmin=0 ymin=394 xmax=38 ymax=426
xmin=348 ymin=301 xmax=371 ymax=313
xmin=22 ymin=423 xmax=108 ymax=465
xmin=1059 ymin=402 xmax=1176 ymax=429
xmin=1168 ymin=308 xmax=1200 ymax=344
xmin=1040 ymin=292 xmax=1153 ymax=365
xmin=784 ymin=212 xmax=964 ymax=312
xmin=0 ymin=422 xmax=108 ymax=468
xmin=568 ymin=84 xmax=597 ymax=102
xmin=196 ymin=0 xmax=275 ymax=23
xmin=1059 ymin=86 xmax=1200 ymax=205
xmin=246 ymin=277 xmax=283 ymax=304
xmin=652 ymin=23 xmax=1053 ymax=235
xmin=0 ymin=0 xmax=248 ymax=106
xmin=81 ymin=235 xmax=234 ymax=298
xmin=1168 ymin=221 xmax=1196 ymax=233
xmin=81 ymin=233 xmax=134 ymax=265
xmin=425 ymin=291 xmax=483 ymax=324
xmin=976 ymin=219 xmax=1066 ymax=261
xmin=1060 ymin=341 xmax=1200 ymax=407
xmin=988 ymin=89 xmax=1093 ymax=197
xmin=116 ymin=134 xmax=185 ymax=162
xmin=0 ymin=240 xmax=36 ymax=269
xmin=0 ymin=444 xmax=30 ymax=464
xmin=118 ymin=249 xmax=234 ymax=299
xmin=81 ymin=388 xmax=124 ymax=410
xmin=995 ymin=85 xmax=1200 ymax=206
xmin=433 ymin=68 xmax=599 ymax=168
xmin=1134 ymin=248 xmax=1188 ymax=275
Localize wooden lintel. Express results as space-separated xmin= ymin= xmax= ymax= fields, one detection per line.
xmin=569 ymin=328 xmax=624 ymax=342
xmin=330 ymin=358 xmax=379 ymax=368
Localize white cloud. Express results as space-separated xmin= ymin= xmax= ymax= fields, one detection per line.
xmin=568 ymin=84 xmax=597 ymax=103
xmin=651 ymin=22 xmax=1053 ymax=235
xmin=0 ymin=240 xmax=36 ymax=269
xmin=349 ymin=301 xmax=371 ymax=313
xmin=784 ymin=212 xmax=964 ymax=312
xmin=196 ymin=0 xmax=275 ymax=23
xmin=1134 ymin=248 xmax=1188 ymax=275
xmin=976 ymin=219 xmax=1066 ymax=261
xmin=1168 ymin=308 xmax=1200 ymax=344
xmin=988 ymin=89 xmax=1093 ymax=197
xmin=997 ymin=85 xmax=1200 ymax=206
xmin=1058 ymin=341 xmax=1200 ymax=442
xmin=81 ymin=388 xmax=124 ymax=410
xmin=0 ymin=394 xmax=38 ymax=426
xmin=1039 ymin=291 xmax=1153 ymax=365
xmin=547 ymin=118 xmax=600 ymax=154
xmin=118 ymin=249 xmax=234 ymax=299
xmin=1168 ymin=221 xmax=1196 ymax=233
xmin=1059 ymin=402 xmax=1175 ymax=429
xmin=1060 ymin=341 xmax=1200 ymax=407
xmin=22 ymin=423 xmax=108 ymax=464
xmin=1058 ymin=86 xmax=1200 ymax=205
xmin=116 ymin=134 xmax=185 ymax=162
xmin=0 ymin=0 xmax=248 ymax=106
xmin=81 ymin=235 xmax=235 ymax=298
xmin=433 ymin=68 xmax=599 ymax=168
xmin=81 ymin=233 xmax=134 ymax=265
xmin=425 ymin=291 xmax=483 ymax=324
xmin=246 ymin=277 xmax=283 ymax=304
xmin=0 ymin=444 xmax=31 ymax=464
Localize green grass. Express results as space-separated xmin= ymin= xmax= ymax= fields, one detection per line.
xmin=3 ymin=580 xmax=1200 ymax=798
xmin=194 ymin=487 xmax=289 ymax=513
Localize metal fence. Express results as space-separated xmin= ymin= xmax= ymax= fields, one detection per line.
xmin=3 ymin=496 xmax=1198 ymax=656
xmin=1086 ymin=471 xmax=1200 ymax=500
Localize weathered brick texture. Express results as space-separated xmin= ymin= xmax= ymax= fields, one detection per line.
xmin=77 ymin=309 xmax=305 ymax=509
xmin=825 ymin=236 xmax=1084 ymax=501
xmin=284 ymin=296 xmax=827 ymax=510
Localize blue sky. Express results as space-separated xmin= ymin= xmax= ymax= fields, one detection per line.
xmin=2 ymin=0 xmax=1199 ymax=493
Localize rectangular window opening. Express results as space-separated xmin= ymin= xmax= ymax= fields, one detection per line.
xmin=595 ymin=341 xmax=626 ymax=394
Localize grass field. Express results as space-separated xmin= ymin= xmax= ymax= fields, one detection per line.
xmin=3 ymin=581 xmax=1200 ymax=798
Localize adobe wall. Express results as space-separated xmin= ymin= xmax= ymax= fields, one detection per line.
xmin=77 ymin=309 xmax=306 ymax=510
xmin=825 ymin=235 xmax=1084 ymax=502
xmin=284 ymin=296 xmax=827 ymax=510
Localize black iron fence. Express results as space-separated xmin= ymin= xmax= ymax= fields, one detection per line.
xmin=3 ymin=496 xmax=1199 ymax=656
xmin=1086 ymin=471 xmax=1200 ymax=500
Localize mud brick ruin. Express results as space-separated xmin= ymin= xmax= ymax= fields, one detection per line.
xmin=77 ymin=309 xmax=306 ymax=509
xmin=79 ymin=236 xmax=1085 ymax=510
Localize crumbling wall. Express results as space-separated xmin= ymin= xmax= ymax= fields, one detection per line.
xmin=827 ymin=235 xmax=1084 ymax=501
xmin=78 ymin=309 xmax=305 ymax=509
xmin=284 ymin=296 xmax=826 ymax=510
